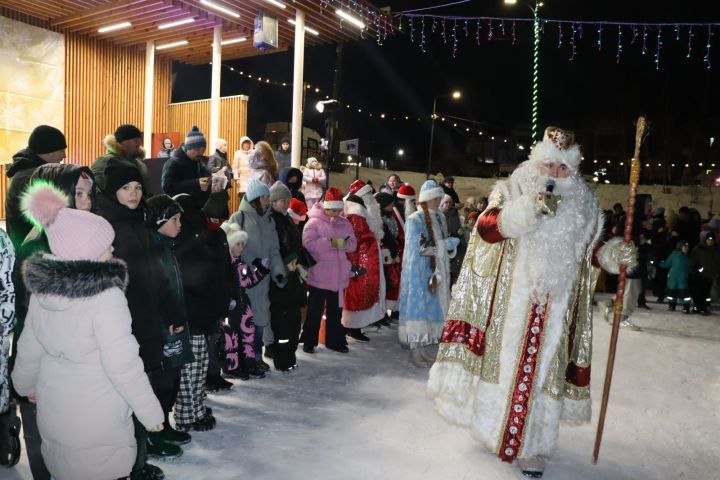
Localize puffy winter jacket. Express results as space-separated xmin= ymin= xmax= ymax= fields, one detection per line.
xmin=12 ymin=255 xmax=163 ymax=480
xmin=302 ymin=202 xmax=356 ymax=294
xmin=232 ymin=136 xmax=254 ymax=192
xmin=227 ymin=198 xmax=285 ymax=327
xmin=302 ymin=167 xmax=326 ymax=201
xmin=91 ymin=134 xmax=150 ymax=194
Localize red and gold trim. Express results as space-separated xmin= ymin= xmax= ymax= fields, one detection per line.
xmin=440 ymin=320 xmax=486 ymax=355
xmin=498 ymin=302 xmax=549 ymax=463
xmin=477 ymin=208 xmax=506 ymax=244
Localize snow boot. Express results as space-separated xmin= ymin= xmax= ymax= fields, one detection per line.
xmin=132 ymin=463 xmax=165 ymax=480
xmin=162 ymin=414 xmax=191 ymax=446
xmin=346 ymin=328 xmax=370 ymax=342
xmin=517 ymin=456 xmax=545 ymax=478
xmin=206 ymin=374 xmax=233 ymax=392
xmin=409 ymin=347 xmax=429 ymax=368
xmin=146 ymin=434 xmax=183 ymax=460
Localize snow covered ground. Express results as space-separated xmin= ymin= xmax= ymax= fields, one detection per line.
xmin=6 ymin=293 xmax=719 ymax=480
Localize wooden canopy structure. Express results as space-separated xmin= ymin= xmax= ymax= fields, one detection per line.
xmin=0 ymin=0 xmax=386 ymax=64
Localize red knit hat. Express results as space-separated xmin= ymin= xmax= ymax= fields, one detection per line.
xmin=397 ymin=183 xmax=416 ymax=199
xmin=323 ymin=187 xmax=344 ymax=210
xmin=348 ymin=179 xmax=372 ymax=197
xmin=288 ymin=198 xmax=308 ymax=221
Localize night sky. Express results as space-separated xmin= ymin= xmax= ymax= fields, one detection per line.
xmin=173 ymin=1 xmax=720 ymax=183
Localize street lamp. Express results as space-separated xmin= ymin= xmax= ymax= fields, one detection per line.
xmin=397 ymin=149 xmax=404 ymax=156
xmin=504 ymin=0 xmax=543 ymax=143
xmin=426 ymin=90 xmax=461 ymax=178
xmin=316 ymin=99 xmax=341 ymax=188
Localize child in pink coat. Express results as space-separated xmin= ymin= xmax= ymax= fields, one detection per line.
xmin=300 ymin=187 xmax=357 ymax=353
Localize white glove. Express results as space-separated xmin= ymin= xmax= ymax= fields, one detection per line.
xmin=498 ymin=194 xmax=541 ymax=238
xmin=611 ymin=240 xmax=638 ymax=270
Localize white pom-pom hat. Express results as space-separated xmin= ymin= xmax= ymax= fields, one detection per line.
xmin=21 ymin=182 xmax=115 ymax=260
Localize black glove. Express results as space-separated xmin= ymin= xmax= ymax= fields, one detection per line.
xmin=351 ymin=265 xmax=367 ymax=278
xmin=252 ymin=258 xmax=271 ymax=275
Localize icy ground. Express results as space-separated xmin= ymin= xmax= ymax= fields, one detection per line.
xmin=7 ymin=293 xmax=719 ymax=480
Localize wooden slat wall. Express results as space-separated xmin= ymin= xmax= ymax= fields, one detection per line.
xmin=65 ymin=32 xmax=173 ymax=166
xmin=168 ymin=95 xmax=248 ymax=213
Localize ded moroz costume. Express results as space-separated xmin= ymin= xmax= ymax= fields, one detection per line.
xmin=427 ymin=127 xmax=637 ymax=478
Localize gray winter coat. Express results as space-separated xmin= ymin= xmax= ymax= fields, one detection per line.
xmin=228 ymin=198 xmax=285 ymax=327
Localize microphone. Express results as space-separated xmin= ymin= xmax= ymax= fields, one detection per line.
xmin=545 ymin=178 xmax=556 ymax=193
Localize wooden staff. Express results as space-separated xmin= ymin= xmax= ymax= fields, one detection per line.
xmin=592 ymin=116 xmax=647 ymax=464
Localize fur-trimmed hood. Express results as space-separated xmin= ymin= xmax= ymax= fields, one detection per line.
xmin=23 ymin=254 xmax=128 ymax=308
xmin=103 ymin=134 xmax=145 ymax=160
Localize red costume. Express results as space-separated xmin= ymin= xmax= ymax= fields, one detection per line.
xmin=342 ymin=197 xmax=384 ymax=328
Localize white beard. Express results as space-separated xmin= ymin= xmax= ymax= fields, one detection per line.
xmin=509 ymin=162 xmax=598 ymax=303
xmin=404 ymin=199 xmax=417 ymax=221
xmin=360 ymin=192 xmax=386 ymax=241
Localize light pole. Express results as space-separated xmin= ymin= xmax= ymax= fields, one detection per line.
xmin=316 ymin=99 xmax=340 ymax=188
xmin=426 ymin=90 xmax=461 ymax=178
xmin=504 ymin=0 xmax=543 ymax=143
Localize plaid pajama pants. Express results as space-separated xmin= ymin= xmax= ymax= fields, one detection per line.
xmin=174 ymin=334 xmax=209 ymax=429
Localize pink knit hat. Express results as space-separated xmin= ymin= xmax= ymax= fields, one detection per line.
xmin=21 ymin=182 xmax=115 ymax=260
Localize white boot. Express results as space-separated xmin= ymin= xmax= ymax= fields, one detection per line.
xmin=409 ymin=347 xmax=429 ymax=368
xmin=517 ymin=456 xmax=545 ymax=478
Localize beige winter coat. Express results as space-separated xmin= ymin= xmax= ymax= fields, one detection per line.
xmin=12 ymin=255 xmax=163 ymax=480
xmin=233 ymin=135 xmax=254 ymax=192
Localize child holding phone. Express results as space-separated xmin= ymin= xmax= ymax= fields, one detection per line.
xmin=301 ymin=188 xmax=357 ymax=354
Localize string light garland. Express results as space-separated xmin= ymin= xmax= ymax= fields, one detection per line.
xmin=393 ymin=13 xmax=718 ymax=69
xmin=219 ymin=63 xmax=511 ymax=141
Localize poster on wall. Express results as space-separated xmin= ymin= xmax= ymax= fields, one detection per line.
xmin=0 ymin=16 xmax=65 ymax=163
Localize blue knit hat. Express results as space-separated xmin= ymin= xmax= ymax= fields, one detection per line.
xmin=184 ymin=125 xmax=207 ymax=151
xmin=418 ymin=179 xmax=444 ymax=203
xmin=245 ymin=179 xmax=270 ymax=202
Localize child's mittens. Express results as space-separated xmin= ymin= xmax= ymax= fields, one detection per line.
xmin=252 ymin=257 xmax=271 ymax=275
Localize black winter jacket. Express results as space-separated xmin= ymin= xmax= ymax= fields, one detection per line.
xmin=96 ymin=193 xmax=178 ymax=371
xmin=173 ymin=199 xmax=232 ymax=334
xmin=5 ymin=149 xmax=46 ymax=249
xmin=161 ymin=148 xmax=211 ymax=206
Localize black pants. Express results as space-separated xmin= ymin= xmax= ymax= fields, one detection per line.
xmin=206 ymin=320 xmax=224 ymax=378
xmin=131 ymin=414 xmax=147 ymax=474
xmin=18 ymin=401 xmax=51 ymax=480
xmin=270 ymin=305 xmax=301 ymax=370
xmin=303 ymin=287 xmax=346 ymax=350
xmin=690 ymin=274 xmax=712 ymax=311
xmin=149 ymin=367 xmax=181 ymax=414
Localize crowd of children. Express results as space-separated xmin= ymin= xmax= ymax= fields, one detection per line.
xmin=0 ymin=124 xmax=466 ymax=480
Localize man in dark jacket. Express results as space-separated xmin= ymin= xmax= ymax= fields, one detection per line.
xmin=276 ymin=136 xmax=291 ymax=170
xmin=161 ymin=126 xmax=211 ymax=207
xmin=91 ymin=123 xmax=150 ymax=194
xmin=5 ymin=125 xmax=67 ymax=249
